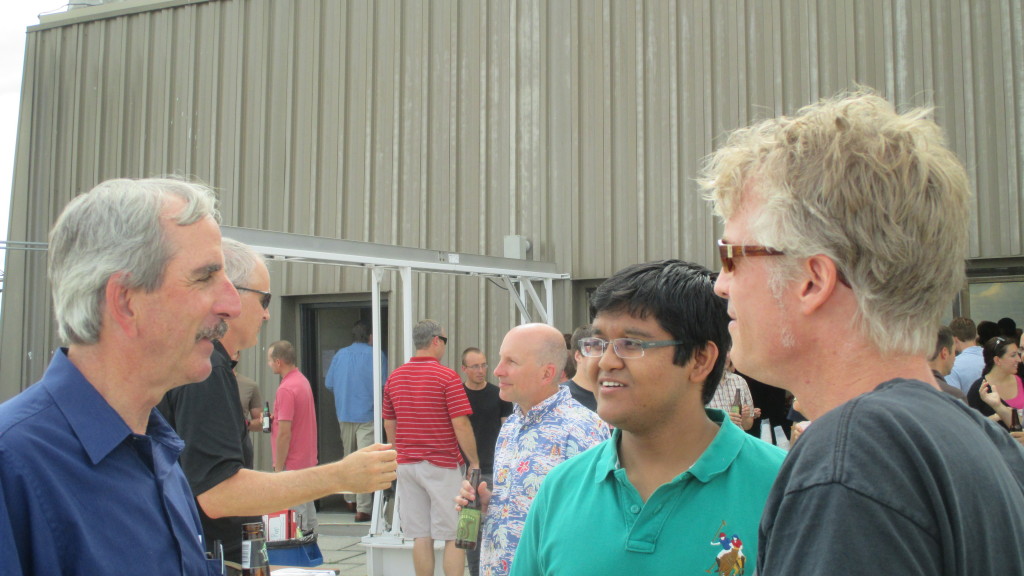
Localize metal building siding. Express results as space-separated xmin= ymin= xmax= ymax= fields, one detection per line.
xmin=2 ymin=0 xmax=1022 ymax=397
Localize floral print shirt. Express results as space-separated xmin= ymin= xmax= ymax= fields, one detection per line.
xmin=480 ymin=386 xmax=609 ymax=576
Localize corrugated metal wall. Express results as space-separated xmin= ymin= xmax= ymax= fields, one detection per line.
xmin=2 ymin=0 xmax=1022 ymax=397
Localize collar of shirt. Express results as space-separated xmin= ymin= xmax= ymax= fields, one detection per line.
xmin=47 ymin=347 xmax=185 ymax=466
xmin=592 ymin=408 xmax=745 ymax=485
xmin=512 ymin=385 xmax=572 ymax=426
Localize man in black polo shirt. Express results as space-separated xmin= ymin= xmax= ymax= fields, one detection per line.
xmin=160 ymin=239 xmax=397 ymax=572
xmin=459 ymin=347 xmax=512 ymax=576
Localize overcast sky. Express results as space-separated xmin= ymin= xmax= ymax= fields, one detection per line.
xmin=0 ymin=2 xmax=68 ymax=245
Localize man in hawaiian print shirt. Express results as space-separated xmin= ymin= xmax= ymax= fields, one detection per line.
xmin=459 ymin=323 xmax=609 ymax=576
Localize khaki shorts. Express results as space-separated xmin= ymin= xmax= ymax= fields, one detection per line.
xmin=396 ymin=461 xmax=464 ymax=539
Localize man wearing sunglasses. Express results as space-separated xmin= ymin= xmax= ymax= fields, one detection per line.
xmin=509 ymin=261 xmax=784 ymax=576
xmin=160 ymin=238 xmax=397 ymax=572
xmin=703 ymin=90 xmax=1024 ymax=574
xmin=383 ymin=320 xmax=480 ymax=576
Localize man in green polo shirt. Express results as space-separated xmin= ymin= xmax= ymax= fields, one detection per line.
xmin=510 ymin=260 xmax=785 ymax=575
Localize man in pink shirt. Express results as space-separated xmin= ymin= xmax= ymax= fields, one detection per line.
xmin=268 ymin=340 xmax=319 ymax=534
xmin=384 ymin=320 xmax=480 ymax=576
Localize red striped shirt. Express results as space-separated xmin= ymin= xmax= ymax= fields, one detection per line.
xmin=382 ymin=356 xmax=472 ymax=468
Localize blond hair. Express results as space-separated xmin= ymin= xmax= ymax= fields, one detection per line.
xmin=700 ymin=90 xmax=970 ymax=356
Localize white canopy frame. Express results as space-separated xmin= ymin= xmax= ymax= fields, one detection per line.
xmin=221 ymin=227 xmax=569 ymax=570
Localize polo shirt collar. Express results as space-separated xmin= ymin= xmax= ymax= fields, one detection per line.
xmin=211 ymin=339 xmax=234 ymax=368
xmin=47 ymin=348 xmax=184 ymax=466
xmin=591 ymin=408 xmax=745 ymax=484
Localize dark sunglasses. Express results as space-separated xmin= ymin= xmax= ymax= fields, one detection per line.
xmin=437 ymin=335 xmax=448 ymax=345
xmin=235 ymin=285 xmax=272 ymax=310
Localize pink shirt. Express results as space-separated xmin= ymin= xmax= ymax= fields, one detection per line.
xmin=1006 ymin=375 xmax=1024 ymax=410
xmin=272 ymin=368 xmax=318 ymax=471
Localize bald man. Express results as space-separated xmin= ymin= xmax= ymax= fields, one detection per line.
xmin=460 ymin=323 xmax=609 ymax=576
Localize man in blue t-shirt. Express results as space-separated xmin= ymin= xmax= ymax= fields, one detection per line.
xmin=325 ymin=319 xmax=389 ymax=521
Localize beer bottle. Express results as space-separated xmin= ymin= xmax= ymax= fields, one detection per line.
xmin=241 ymin=522 xmax=270 ymax=575
xmin=455 ymin=469 xmax=483 ymax=550
xmin=1011 ymin=407 xmax=1023 ymax=432
xmin=262 ymin=402 xmax=271 ymax=433
xmin=730 ymin=389 xmax=743 ymax=416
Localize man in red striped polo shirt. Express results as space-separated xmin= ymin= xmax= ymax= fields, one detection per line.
xmin=384 ymin=319 xmax=480 ymax=576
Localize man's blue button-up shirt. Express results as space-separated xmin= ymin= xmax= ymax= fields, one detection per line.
xmin=0 ymin=348 xmax=219 ymax=575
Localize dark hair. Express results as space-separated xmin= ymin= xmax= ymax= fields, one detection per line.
xmin=949 ymin=317 xmax=977 ymax=342
xmin=931 ymin=325 xmax=954 ymax=362
xmin=998 ymin=317 xmax=1018 ymax=338
xmin=589 ymin=260 xmax=730 ymax=404
xmin=561 ymin=333 xmax=576 ymax=378
xmin=977 ymin=321 xmax=1000 ymax=348
xmin=569 ymin=324 xmax=595 ymax=352
xmin=461 ymin=347 xmax=482 ymax=365
xmin=352 ymin=320 xmax=371 ymax=343
xmin=981 ymin=336 xmax=1016 ymax=377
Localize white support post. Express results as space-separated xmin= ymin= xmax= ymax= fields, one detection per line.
xmin=545 ymin=278 xmax=554 ymax=326
xmin=369 ymin=267 xmax=385 ymax=537
xmin=520 ymin=279 xmax=550 ymax=325
xmin=503 ymin=276 xmax=532 ymax=323
xmin=390 ymin=266 xmax=414 ymax=539
xmin=401 ymin=267 xmax=414 ymax=361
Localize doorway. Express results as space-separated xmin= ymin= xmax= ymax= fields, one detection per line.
xmin=300 ymin=300 xmax=389 ymax=480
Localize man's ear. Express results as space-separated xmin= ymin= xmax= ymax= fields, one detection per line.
xmin=106 ymin=272 xmax=139 ymax=336
xmin=798 ymin=254 xmax=842 ymax=314
xmin=543 ymin=362 xmax=559 ymax=384
xmin=689 ymin=342 xmax=719 ymax=384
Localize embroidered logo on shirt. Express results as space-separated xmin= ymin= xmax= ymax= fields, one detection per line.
xmin=707 ymin=522 xmax=746 ymax=575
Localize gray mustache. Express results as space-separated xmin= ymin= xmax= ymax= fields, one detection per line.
xmin=196 ymin=320 xmax=228 ymax=342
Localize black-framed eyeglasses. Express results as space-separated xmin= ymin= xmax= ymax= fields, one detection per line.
xmin=717 ymin=240 xmax=784 ymax=273
xmin=578 ymin=337 xmax=683 ymax=359
xmin=463 ymin=363 xmax=488 ymax=371
xmin=437 ymin=335 xmax=448 ymax=345
xmin=235 ymin=285 xmax=272 ymax=310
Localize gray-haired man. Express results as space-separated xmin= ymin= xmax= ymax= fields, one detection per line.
xmin=704 ymin=91 xmax=1024 ymax=574
xmin=0 ymin=178 xmax=240 ymax=574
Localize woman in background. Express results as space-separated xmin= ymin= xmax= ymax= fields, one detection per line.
xmin=967 ymin=336 xmax=1024 ymax=430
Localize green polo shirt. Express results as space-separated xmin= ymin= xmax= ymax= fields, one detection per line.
xmin=510 ymin=410 xmax=785 ymax=575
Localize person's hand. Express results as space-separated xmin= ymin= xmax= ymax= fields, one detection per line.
xmin=728 ymin=410 xmax=743 ymax=427
xmin=752 ymin=407 xmax=762 ymax=419
xmin=336 ymin=443 xmax=398 ymax=493
xmin=791 ymin=421 xmax=810 ymax=444
xmin=1007 ymin=428 xmax=1024 ymax=446
xmin=455 ymin=476 xmax=492 ymax=515
xmin=980 ymin=380 xmax=1003 ymax=409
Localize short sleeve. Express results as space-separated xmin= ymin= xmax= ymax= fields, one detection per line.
xmin=248 ymin=383 xmax=264 ymax=411
xmin=382 ymin=381 xmax=395 ymax=420
xmin=759 ymin=482 xmax=941 ymax=575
